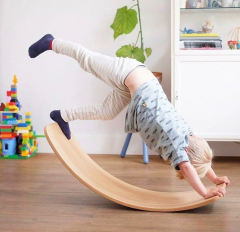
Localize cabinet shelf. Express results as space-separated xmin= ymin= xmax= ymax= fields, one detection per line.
xmin=181 ymin=7 xmax=240 ymax=13
xmin=171 ymin=0 xmax=240 ymax=141
xmin=177 ymin=49 xmax=240 ymax=56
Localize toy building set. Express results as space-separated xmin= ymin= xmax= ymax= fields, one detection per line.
xmin=0 ymin=75 xmax=39 ymax=159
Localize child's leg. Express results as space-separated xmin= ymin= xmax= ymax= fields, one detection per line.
xmin=60 ymin=90 xmax=129 ymax=121
xmin=50 ymin=90 xmax=129 ymax=139
xmin=28 ymin=35 xmax=144 ymax=139
xmin=52 ymin=38 xmax=144 ymax=92
xmin=29 ymin=35 xmax=144 ymax=92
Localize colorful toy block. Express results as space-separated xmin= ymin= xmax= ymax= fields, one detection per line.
xmin=2 ymin=138 xmax=17 ymax=156
xmin=0 ymin=75 xmax=39 ymax=159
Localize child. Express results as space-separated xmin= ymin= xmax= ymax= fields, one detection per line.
xmin=29 ymin=34 xmax=230 ymax=199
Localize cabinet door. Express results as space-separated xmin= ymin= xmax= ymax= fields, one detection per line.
xmin=173 ymin=56 xmax=240 ymax=141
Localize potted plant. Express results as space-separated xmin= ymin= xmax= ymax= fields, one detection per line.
xmin=110 ymin=0 xmax=162 ymax=83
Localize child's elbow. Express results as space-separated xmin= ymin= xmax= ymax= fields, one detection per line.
xmin=178 ymin=161 xmax=192 ymax=174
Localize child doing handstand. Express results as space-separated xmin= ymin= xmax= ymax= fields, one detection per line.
xmin=29 ymin=34 xmax=230 ymax=199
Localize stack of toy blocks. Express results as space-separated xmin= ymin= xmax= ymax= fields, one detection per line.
xmin=5 ymin=75 xmax=21 ymax=112
xmin=2 ymin=113 xmax=21 ymax=125
xmin=0 ymin=75 xmax=38 ymax=159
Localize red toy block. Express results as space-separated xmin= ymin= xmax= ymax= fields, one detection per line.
xmin=1 ymin=132 xmax=12 ymax=135
xmin=0 ymin=135 xmax=17 ymax=139
xmin=0 ymin=103 xmax=5 ymax=111
xmin=0 ymin=125 xmax=12 ymax=129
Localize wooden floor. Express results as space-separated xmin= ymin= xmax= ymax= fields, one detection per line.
xmin=0 ymin=154 xmax=240 ymax=232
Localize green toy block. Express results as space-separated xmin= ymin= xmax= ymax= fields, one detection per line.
xmin=22 ymin=139 xmax=29 ymax=144
xmin=0 ymin=149 xmax=38 ymax=159
xmin=34 ymin=135 xmax=45 ymax=138
xmin=21 ymin=146 xmax=28 ymax=151
xmin=1 ymin=128 xmax=12 ymax=132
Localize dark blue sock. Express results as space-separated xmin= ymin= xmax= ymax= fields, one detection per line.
xmin=28 ymin=34 xmax=54 ymax=58
xmin=50 ymin=110 xmax=71 ymax=140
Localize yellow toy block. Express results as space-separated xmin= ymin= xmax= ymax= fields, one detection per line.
xmin=26 ymin=112 xmax=31 ymax=115
xmin=15 ymin=127 xmax=30 ymax=131
xmin=21 ymin=151 xmax=29 ymax=156
xmin=8 ymin=105 xmax=17 ymax=109
xmin=30 ymin=146 xmax=37 ymax=152
xmin=13 ymin=75 xmax=18 ymax=85
xmin=9 ymin=106 xmax=18 ymax=110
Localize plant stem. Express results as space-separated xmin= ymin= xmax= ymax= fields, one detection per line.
xmin=130 ymin=4 xmax=137 ymax=9
xmin=135 ymin=31 xmax=140 ymax=47
xmin=136 ymin=0 xmax=143 ymax=49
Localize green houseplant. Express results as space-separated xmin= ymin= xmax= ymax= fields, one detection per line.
xmin=110 ymin=0 xmax=162 ymax=83
xmin=110 ymin=0 xmax=152 ymax=63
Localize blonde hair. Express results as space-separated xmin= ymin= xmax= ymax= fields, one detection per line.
xmin=176 ymin=134 xmax=213 ymax=180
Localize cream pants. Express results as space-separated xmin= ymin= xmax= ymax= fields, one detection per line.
xmin=52 ymin=39 xmax=145 ymax=121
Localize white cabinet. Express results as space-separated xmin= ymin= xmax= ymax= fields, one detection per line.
xmin=171 ymin=0 xmax=240 ymax=141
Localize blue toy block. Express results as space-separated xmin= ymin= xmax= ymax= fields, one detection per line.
xmin=7 ymin=119 xmax=18 ymax=125
xmin=18 ymin=123 xmax=28 ymax=127
xmin=2 ymin=138 xmax=17 ymax=156
xmin=16 ymin=102 xmax=21 ymax=109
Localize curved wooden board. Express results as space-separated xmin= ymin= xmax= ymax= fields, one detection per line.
xmin=44 ymin=123 xmax=226 ymax=212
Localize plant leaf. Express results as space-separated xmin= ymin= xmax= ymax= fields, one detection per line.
xmin=145 ymin=48 xmax=152 ymax=57
xmin=116 ymin=45 xmax=146 ymax=63
xmin=110 ymin=6 xmax=138 ymax=40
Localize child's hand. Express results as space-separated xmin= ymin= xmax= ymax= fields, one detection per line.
xmin=204 ymin=187 xmax=226 ymax=199
xmin=214 ymin=176 xmax=230 ymax=187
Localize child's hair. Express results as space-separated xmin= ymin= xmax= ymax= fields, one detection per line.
xmin=176 ymin=134 xmax=213 ymax=180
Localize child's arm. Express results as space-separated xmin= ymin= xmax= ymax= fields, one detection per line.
xmin=178 ymin=161 xmax=226 ymax=199
xmin=206 ymin=167 xmax=230 ymax=187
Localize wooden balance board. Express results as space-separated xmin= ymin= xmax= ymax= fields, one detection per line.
xmin=44 ymin=123 xmax=226 ymax=212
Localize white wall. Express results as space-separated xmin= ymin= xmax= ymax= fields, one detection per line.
xmin=0 ymin=0 xmax=239 ymax=156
